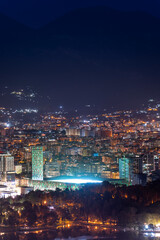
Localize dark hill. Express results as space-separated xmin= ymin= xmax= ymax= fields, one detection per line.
xmin=1 ymin=7 xmax=160 ymax=110
xmin=1 ymin=0 xmax=160 ymax=28
xmin=41 ymin=6 xmax=160 ymax=35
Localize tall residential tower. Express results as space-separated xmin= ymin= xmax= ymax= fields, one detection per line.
xmin=0 ymin=153 xmax=15 ymax=182
xmin=32 ymin=146 xmax=43 ymax=181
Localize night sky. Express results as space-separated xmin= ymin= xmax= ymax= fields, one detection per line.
xmin=0 ymin=0 xmax=160 ymax=111
xmin=1 ymin=0 xmax=160 ymax=28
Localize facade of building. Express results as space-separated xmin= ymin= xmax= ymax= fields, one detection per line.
xmin=44 ymin=162 xmax=60 ymax=178
xmin=32 ymin=146 xmax=43 ymax=181
xmin=0 ymin=153 xmax=15 ymax=182
xmin=119 ymin=157 xmax=132 ymax=183
xmin=142 ymin=153 xmax=159 ymax=174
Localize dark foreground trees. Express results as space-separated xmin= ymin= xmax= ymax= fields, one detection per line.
xmin=1 ymin=181 xmax=160 ymax=227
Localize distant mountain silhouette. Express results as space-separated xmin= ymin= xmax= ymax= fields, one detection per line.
xmin=0 ymin=7 xmax=160 ymax=110
xmin=0 ymin=0 xmax=160 ymax=28
xmin=0 ymin=13 xmax=32 ymax=42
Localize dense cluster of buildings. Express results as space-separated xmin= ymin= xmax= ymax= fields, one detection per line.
xmin=0 ymin=101 xmax=160 ymax=195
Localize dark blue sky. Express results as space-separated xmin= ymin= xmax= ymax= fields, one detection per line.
xmin=0 ymin=0 xmax=160 ymax=28
xmin=1 ymin=0 xmax=160 ymax=110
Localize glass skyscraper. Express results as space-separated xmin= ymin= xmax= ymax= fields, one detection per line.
xmin=32 ymin=146 xmax=43 ymax=181
xmin=119 ymin=157 xmax=132 ymax=183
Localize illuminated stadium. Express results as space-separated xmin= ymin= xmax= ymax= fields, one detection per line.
xmin=45 ymin=176 xmax=103 ymax=184
xmin=19 ymin=176 xmax=126 ymax=192
xmin=19 ymin=176 xmax=103 ymax=191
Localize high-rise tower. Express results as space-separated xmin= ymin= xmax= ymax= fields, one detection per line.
xmin=0 ymin=153 xmax=15 ymax=182
xmin=32 ymin=146 xmax=43 ymax=181
xmin=119 ymin=157 xmax=132 ymax=183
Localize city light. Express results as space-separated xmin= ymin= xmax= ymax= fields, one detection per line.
xmin=145 ymin=224 xmax=148 ymax=229
xmin=53 ymin=178 xmax=103 ymax=184
xmin=5 ymin=123 xmax=10 ymax=128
